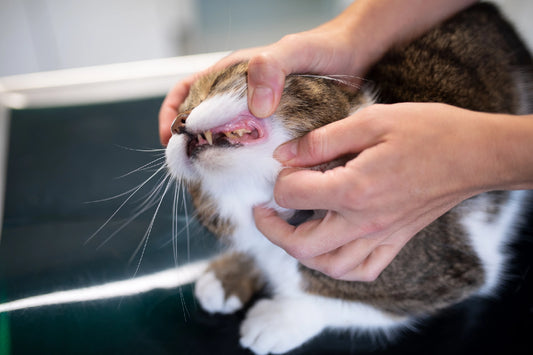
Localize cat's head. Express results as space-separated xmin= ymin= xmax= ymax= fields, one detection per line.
xmin=165 ymin=62 xmax=370 ymax=214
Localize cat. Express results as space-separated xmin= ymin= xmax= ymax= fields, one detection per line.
xmin=165 ymin=3 xmax=532 ymax=355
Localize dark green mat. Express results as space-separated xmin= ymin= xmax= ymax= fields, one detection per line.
xmin=1 ymin=97 xmax=532 ymax=354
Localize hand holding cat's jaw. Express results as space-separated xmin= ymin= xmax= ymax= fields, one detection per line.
xmin=256 ymin=102 xmax=508 ymax=282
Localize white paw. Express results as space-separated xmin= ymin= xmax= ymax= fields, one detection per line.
xmin=194 ymin=271 xmax=243 ymax=314
xmin=240 ymin=298 xmax=324 ymax=355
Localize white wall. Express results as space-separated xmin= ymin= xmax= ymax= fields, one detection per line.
xmin=0 ymin=0 xmax=196 ymax=76
xmin=0 ymin=0 xmax=345 ymax=77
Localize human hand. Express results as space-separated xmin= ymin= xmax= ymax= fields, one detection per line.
xmin=254 ymin=103 xmax=507 ymax=282
xmin=159 ymin=19 xmax=375 ymax=146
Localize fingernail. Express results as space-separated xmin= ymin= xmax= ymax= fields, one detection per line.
xmin=251 ymin=86 xmax=274 ymax=118
xmin=273 ymin=140 xmax=297 ymax=163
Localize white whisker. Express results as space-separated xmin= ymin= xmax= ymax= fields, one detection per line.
xmin=114 ymin=145 xmax=167 ymax=153
xmin=131 ymin=171 xmax=171 ymax=214
xmin=293 ymin=74 xmax=366 ymax=89
xmin=114 ymin=156 xmax=166 ymax=179
xmin=181 ymin=182 xmax=191 ymax=262
xmin=172 ymin=181 xmax=179 ymax=267
xmin=85 ymin=164 xmax=167 ymax=245
xmin=130 ymin=176 xmax=173 ymax=277
xmin=95 ymin=197 xmax=160 ymax=250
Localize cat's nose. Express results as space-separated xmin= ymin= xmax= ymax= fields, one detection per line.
xmin=171 ymin=112 xmax=188 ymax=135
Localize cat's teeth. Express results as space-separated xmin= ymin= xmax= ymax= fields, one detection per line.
xmin=204 ymin=130 xmax=213 ymax=145
xmin=197 ymin=134 xmax=202 ymax=142
xmin=233 ymin=129 xmax=251 ymax=137
xmin=224 ymin=131 xmax=234 ymax=138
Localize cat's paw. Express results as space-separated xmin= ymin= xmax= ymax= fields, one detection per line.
xmin=240 ymin=298 xmax=324 ymax=355
xmin=194 ymin=270 xmax=243 ymax=314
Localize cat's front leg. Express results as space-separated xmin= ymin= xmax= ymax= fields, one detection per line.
xmin=239 ymin=297 xmax=326 ymax=355
xmin=195 ymin=252 xmax=264 ymax=314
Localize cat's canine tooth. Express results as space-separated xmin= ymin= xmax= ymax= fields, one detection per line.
xmin=204 ymin=130 xmax=213 ymax=145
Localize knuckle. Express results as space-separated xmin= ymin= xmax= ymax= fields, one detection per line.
xmin=285 ymin=245 xmax=310 ymax=260
xmin=342 ymin=181 xmax=370 ymax=211
xmin=323 ymin=263 xmax=348 ymax=280
xmin=361 ymin=265 xmax=383 ymax=282
xmin=273 ymin=184 xmax=287 ymax=208
xmin=278 ymin=33 xmax=301 ymax=48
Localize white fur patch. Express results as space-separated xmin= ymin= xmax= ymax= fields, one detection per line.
xmin=186 ymin=93 xmax=247 ymax=133
xmin=240 ymin=295 xmax=404 ymax=355
xmin=194 ymin=270 xmax=243 ymax=314
xmin=460 ymin=190 xmax=529 ymax=296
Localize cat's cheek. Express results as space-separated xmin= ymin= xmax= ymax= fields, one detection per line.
xmin=165 ymin=134 xmax=196 ymax=180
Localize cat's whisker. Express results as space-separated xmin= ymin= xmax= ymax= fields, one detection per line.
xmin=114 ymin=156 xmax=166 ymax=180
xmin=131 ymin=170 xmax=171 ymax=214
xmin=94 ymin=197 xmax=161 ymax=250
xmin=130 ymin=175 xmax=173 ymax=277
xmin=85 ymin=159 xmax=167 ymax=204
xmin=114 ymin=144 xmax=167 ymax=153
xmin=85 ymin=164 xmax=168 ymax=245
xmin=181 ymin=181 xmax=191 ymax=262
xmin=293 ymin=74 xmax=365 ymax=89
xmin=85 ymin=184 xmax=149 ymax=204
xmin=172 ymin=181 xmax=179 ymax=267
xmin=160 ymin=208 xmax=201 ymax=249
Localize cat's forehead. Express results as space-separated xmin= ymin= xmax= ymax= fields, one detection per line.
xmin=181 ymin=62 xmax=248 ymax=112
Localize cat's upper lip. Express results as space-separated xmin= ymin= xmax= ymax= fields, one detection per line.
xmin=205 ymin=112 xmax=266 ymax=138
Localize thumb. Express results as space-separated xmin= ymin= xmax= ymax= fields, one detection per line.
xmin=247 ymin=33 xmax=336 ymax=118
xmin=247 ymin=54 xmax=286 ymax=118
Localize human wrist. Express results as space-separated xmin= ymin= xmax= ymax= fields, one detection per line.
xmin=485 ymin=114 xmax=533 ymax=191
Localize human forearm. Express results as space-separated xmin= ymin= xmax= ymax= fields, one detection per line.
xmin=322 ymin=0 xmax=479 ymax=74
xmin=478 ymin=113 xmax=533 ymax=192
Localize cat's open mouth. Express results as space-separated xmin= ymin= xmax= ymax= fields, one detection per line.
xmin=185 ymin=114 xmax=268 ymax=158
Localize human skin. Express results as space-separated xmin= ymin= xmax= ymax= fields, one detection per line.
xmin=254 ymin=103 xmax=533 ymax=281
xmin=159 ymin=0 xmax=533 ymax=281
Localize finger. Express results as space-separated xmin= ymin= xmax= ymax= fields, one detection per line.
xmin=273 ymin=167 xmax=349 ymax=210
xmin=298 ymin=236 xmax=382 ymax=279
xmin=336 ymin=243 xmax=402 ymax=282
xmin=273 ymin=108 xmax=387 ymax=167
xmin=246 ymin=34 xmax=342 ymax=118
xmin=253 ymin=207 xmax=358 ymax=260
xmin=247 ymin=54 xmax=286 ymax=118
xmin=158 ymin=74 xmax=197 ymax=146
xmin=301 ymin=238 xmax=402 ymax=282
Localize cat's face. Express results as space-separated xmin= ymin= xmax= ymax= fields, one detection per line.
xmin=165 ymin=64 xmax=290 ymax=201
xmin=165 ymin=62 xmax=369 ymax=213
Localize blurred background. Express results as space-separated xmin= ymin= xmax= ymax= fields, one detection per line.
xmin=1 ymin=0 xmax=532 ymax=77
xmin=0 ymin=0 xmax=350 ymax=77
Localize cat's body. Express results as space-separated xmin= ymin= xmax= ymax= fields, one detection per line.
xmin=165 ymin=3 xmax=532 ymax=354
